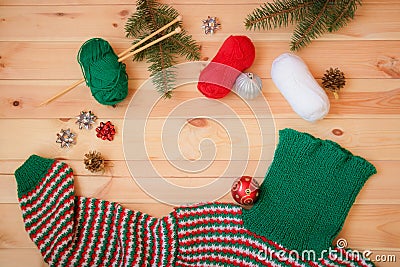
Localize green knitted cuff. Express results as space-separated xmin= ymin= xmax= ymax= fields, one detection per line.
xmin=14 ymin=155 xmax=55 ymax=198
xmin=242 ymin=128 xmax=377 ymax=254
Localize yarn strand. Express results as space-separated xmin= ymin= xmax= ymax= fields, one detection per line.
xmin=39 ymin=17 xmax=182 ymax=106
xmin=77 ymin=38 xmax=128 ymax=106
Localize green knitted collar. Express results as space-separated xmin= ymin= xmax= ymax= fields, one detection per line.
xmin=242 ymin=128 xmax=376 ymax=254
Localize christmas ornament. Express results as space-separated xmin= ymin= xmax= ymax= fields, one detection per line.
xmin=76 ymin=110 xmax=97 ymax=130
xmin=245 ymin=0 xmax=362 ymax=51
xmin=231 ymin=176 xmax=260 ymax=205
xmin=96 ymin=121 xmax=116 ymax=141
xmin=322 ymin=67 xmax=346 ymax=99
xmin=233 ymin=72 xmax=263 ymax=100
xmin=201 ymin=16 xmax=221 ymax=35
xmin=56 ymin=128 xmax=76 ymax=148
xmin=198 ymin=36 xmax=255 ymax=99
xmin=271 ymin=53 xmax=330 ymax=122
xmin=84 ymin=151 xmax=105 ymax=173
xmin=15 ymin=129 xmax=378 ymax=267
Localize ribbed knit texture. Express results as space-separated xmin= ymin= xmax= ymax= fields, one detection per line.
xmin=14 ymin=128 xmax=376 ymax=266
xmin=15 ymin=156 xmax=177 ymax=267
xmin=242 ymin=128 xmax=377 ymax=255
xmin=174 ymin=203 xmax=373 ymax=267
xmin=14 ymin=154 xmax=54 ymax=198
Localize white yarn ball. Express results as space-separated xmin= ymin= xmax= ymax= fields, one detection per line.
xmin=233 ymin=73 xmax=263 ymax=100
xmin=271 ymin=53 xmax=330 ymax=122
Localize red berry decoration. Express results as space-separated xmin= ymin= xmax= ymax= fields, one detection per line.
xmin=231 ymin=176 xmax=260 ymax=205
xmin=96 ymin=121 xmax=116 ymax=141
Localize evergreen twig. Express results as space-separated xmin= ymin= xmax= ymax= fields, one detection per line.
xmin=291 ymin=0 xmax=330 ymax=51
xmin=245 ymin=0 xmax=362 ymax=51
xmin=245 ymin=0 xmax=313 ymax=30
xmin=125 ymin=0 xmax=200 ymax=98
xmin=327 ymin=0 xmax=362 ymax=32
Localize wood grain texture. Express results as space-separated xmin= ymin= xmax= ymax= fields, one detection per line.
xmin=0 ymin=118 xmax=398 ymax=160
xmin=0 ymin=248 xmax=398 ymax=267
xmin=2 ymin=0 xmax=400 ymax=5
xmin=1 ymin=1 xmax=399 ymax=41
xmin=0 ymin=0 xmax=399 ymax=266
xmin=0 ymin=248 xmax=47 ymax=267
xmin=1 ymin=79 xmax=399 ymax=119
xmin=1 ymin=41 xmax=400 ymax=80
xmin=1 ymin=160 xmax=399 ymax=205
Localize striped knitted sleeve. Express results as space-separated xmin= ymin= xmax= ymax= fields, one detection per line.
xmin=14 ymin=155 xmax=76 ymax=264
xmin=173 ymin=203 xmax=375 ymax=267
xmin=14 ymin=155 xmax=178 ymax=267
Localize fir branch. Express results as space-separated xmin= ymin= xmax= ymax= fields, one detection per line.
xmin=327 ymin=0 xmax=361 ymax=32
xmin=125 ymin=11 xmax=148 ymax=38
xmin=125 ymin=0 xmax=200 ymax=97
xmin=245 ymin=0 xmax=313 ymax=30
xmin=291 ymin=0 xmax=331 ymax=51
xmin=245 ymin=0 xmax=363 ymax=51
xmin=155 ymin=4 xmax=180 ymax=24
xmin=152 ymin=68 xmax=176 ymax=98
xmin=126 ymin=0 xmax=158 ymax=36
xmin=130 ymin=32 xmax=154 ymax=62
xmin=169 ymin=32 xmax=201 ymax=61
xmin=151 ymin=43 xmax=175 ymax=98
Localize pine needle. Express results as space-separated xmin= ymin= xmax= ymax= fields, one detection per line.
xmin=245 ymin=0 xmax=362 ymax=51
xmin=291 ymin=0 xmax=330 ymax=51
xmin=245 ymin=0 xmax=313 ymax=30
xmin=327 ymin=0 xmax=361 ymax=32
xmin=125 ymin=0 xmax=200 ymax=97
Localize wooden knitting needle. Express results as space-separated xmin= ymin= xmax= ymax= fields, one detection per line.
xmin=117 ymin=15 xmax=182 ymax=58
xmin=39 ymin=78 xmax=86 ymax=106
xmin=118 ymin=27 xmax=181 ymax=62
xmin=40 ymin=21 xmax=182 ymax=106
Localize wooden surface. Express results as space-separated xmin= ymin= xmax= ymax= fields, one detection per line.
xmin=0 ymin=0 xmax=399 ymax=266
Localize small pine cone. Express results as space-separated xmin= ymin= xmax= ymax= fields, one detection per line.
xmin=322 ymin=67 xmax=346 ymax=99
xmin=84 ymin=151 xmax=105 ymax=173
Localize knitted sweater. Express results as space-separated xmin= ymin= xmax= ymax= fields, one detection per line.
xmin=15 ymin=128 xmax=376 ymax=267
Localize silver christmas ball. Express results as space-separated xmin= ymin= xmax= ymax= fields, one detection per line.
xmin=233 ymin=72 xmax=262 ymax=100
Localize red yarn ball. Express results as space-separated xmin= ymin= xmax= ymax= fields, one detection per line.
xmin=198 ymin=35 xmax=256 ymax=99
xmin=231 ymin=176 xmax=260 ymax=205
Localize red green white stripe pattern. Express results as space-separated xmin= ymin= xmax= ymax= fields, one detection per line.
xmin=16 ymin=156 xmax=176 ymax=267
xmin=15 ymin=155 xmax=374 ymax=267
xmin=173 ymin=203 xmax=374 ymax=267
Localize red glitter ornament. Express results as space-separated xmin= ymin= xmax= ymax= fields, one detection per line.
xmin=231 ymin=176 xmax=260 ymax=205
xmin=96 ymin=121 xmax=116 ymax=141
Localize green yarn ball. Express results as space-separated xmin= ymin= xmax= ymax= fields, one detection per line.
xmin=77 ymin=38 xmax=128 ymax=106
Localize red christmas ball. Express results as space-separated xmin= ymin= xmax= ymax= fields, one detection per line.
xmin=231 ymin=176 xmax=260 ymax=205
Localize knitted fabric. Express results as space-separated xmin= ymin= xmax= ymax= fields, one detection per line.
xmin=197 ymin=35 xmax=255 ymax=99
xmin=15 ymin=156 xmax=177 ymax=267
xmin=78 ymin=38 xmax=128 ymax=106
xmin=242 ymin=128 xmax=377 ymax=255
xmin=174 ymin=203 xmax=373 ymax=267
xmin=15 ymin=129 xmax=376 ymax=267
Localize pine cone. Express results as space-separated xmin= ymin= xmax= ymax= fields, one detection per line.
xmin=84 ymin=151 xmax=105 ymax=173
xmin=322 ymin=67 xmax=346 ymax=99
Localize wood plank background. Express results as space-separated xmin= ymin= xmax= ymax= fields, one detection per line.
xmin=0 ymin=0 xmax=399 ymax=266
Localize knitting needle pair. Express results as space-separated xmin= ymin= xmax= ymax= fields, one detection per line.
xmin=40 ymin=16 xmax=182 ymax=106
